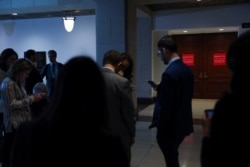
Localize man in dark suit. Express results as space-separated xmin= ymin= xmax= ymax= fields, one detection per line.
xmin=40 ymin=50 xmax=63 ymax=101
xmin=101 ymin=50 xmax=136 ymax=165
xmin=24 ymin=49 xmax=43 ymax=95
xmin=149 ymin=35 xmax=194 ymax=167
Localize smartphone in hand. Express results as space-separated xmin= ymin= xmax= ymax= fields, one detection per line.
xmin=147 ymin=80 xmax=158 ymax=89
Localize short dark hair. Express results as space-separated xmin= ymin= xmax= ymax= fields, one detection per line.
xmin=157 ymin=35 xmax=178 ymax=52
xmin=0 ymin=48 xmax=18 ymax=71
xmin=25 ymin=49 xmax=36 ymax=59
xmin=102 ymin=50 xmax=121 ymax=66
xmin=48 ymin=50 xmax=57 ymax=57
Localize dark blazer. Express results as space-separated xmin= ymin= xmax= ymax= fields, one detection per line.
xmin=40 ymin=62 xmax=63 ymax=101
xmin=101 ymin=68 xmax=135 ymax=161
xmin=25 ymin=67 xmax=43 ymax=95
xmin=151 ymin=59 xmax=194 ymax=140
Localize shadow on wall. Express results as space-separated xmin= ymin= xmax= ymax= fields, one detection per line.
xmin=2 ymin=21 xmax=15 ymax=36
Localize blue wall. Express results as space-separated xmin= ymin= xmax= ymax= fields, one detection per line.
xmin=0 ymin=15 xmax=96 ymax=64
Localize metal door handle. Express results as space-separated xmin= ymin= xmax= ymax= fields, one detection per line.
xmin=204 ymin=72 xmax=208 ymax=79
xmin=198 ymin=72 xmax=203 ymax=79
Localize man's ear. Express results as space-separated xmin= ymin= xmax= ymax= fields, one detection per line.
xmin=161 ymin=48 xmax=167 ymax=55
xmin=162 ymin=47 xmax=172 ymax=56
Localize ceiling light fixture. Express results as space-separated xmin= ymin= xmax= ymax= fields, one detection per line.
xmin=62 ymin=16 xmax=75 ymax=32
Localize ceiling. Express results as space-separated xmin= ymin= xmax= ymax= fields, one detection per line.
xmin=1 ymin=0 xmax=250 ymax=20
xmin=139 ymin=0 xmax=250 ymax=12
xmin=0 ymin=9 xmax=95 ymax=20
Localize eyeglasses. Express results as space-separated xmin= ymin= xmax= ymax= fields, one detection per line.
xmin=157 ymin=50 xmax=162 ymax=57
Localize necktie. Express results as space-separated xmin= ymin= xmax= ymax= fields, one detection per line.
xmin=52 ymin=63 xmax=55 ymax=72
xmin=52 ymin=64 xmax=56 ymax=77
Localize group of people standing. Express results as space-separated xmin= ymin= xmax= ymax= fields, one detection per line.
xmin=0 ymin=48 xmax=63 ymax=167
xmin=0 ymin=48 xmax=136 ymax=167
xmin=0 ymin=29 xmax=248 ymax=167
xmin=149 ymin=31 xmax=250 ymax=167
xmin=148 ymin=31 xmax=250 ymax=167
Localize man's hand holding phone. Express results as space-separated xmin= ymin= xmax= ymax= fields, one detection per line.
xmin=147 ymin=80 xmax=158 ymax=90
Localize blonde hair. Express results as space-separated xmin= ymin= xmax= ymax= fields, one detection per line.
xmin=7 ymin=58 xmax=33 ymax=79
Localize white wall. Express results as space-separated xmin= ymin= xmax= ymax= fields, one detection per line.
xmin=0 ymin=15 xmax=96 ymax=64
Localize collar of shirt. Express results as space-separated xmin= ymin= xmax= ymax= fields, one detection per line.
xmin=103 ymin=67 xmax=114 ymax=72
xmin=168 ymin=56 xmax=180 ymax=66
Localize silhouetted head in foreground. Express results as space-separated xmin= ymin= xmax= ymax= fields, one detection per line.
xmin=48 ymin=56 xmax=109 ymax=130
xmin=226 ymin=30 xmax=250 ymax=93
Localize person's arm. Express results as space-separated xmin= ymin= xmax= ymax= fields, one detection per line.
xmin=117 ymin=70 xmax=124 ymax=77
xmin=39 ymin=64 xmax=47 ymax=78
xmin=201 ymin=111 xmax=212 ymax=167
xmin=204 ymin=120 xmax=212 ymax=138
xmin=2 ymin=81 xmax=34 ymax=108
xmin=157 ymin=73 xmax=175 ymax=129
xmin=120 ymin=79 xmax=136 ymax=145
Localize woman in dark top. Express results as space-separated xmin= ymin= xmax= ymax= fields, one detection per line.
xmin=10 ymin=56 xmax=130 ymax=167
xmin=24 ymin=49 xmax=43 ymax=95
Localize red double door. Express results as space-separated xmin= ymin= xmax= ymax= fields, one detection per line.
xmin=173 ymin=32 xmax=237 ymax=99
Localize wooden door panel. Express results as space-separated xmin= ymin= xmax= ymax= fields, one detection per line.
xmin=193 ymin=79 xmax=204 ymax=98
xmin=203 ymin=33 xmax=236 ymax=98
xmin=173 ymin=35 xmax=203 ymax=98
xmin=205 ymin=79 xmax=231 ymax=99
xmin=204 ymin=49 xmax=232 ymax=97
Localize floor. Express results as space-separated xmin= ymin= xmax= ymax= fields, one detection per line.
xmin=131 ymin=99 xmax=217 ymax=167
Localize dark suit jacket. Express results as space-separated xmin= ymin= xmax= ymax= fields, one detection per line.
xmin=101 ymin=68 xmax=135 ymax=160
xmin=25 ymin=67 xmax=43 ymax=95
xmin=40 ymin=62 xmax=63 ymax=101
xmin=151 ymin=59 xmax=194 ymax=140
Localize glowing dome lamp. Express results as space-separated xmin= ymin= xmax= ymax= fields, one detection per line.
xmin=63 ymin=17 xmax=75 ymax=32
